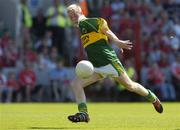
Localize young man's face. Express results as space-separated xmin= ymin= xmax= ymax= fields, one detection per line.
xmin=68 ymin=10 xmax=79 ymax=25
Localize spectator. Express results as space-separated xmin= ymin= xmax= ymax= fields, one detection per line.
xmin=34 ymin=56 xmax=50 ymax=101
xmin=46 ymin=0 xmax=69 ymax=55
xmin=20 ymin=0 xmax=32 ymax=41
xmin=43 ymin=47 xmax=58 ymax=70
xmin=63 ymin=72 xmax=74 ymax=102
xmin=6 ymin=71 xmax=20 ymax=102
xmin=158 ymin=52 xmax=169 ymax=68
xmin=20 ymin=0 xmax=32 ymax=29
xmin=34 ymin=31 xmax=53 ymax=53
xmin=23 ymin=41 xmax=37 ymax=62
xmin=171 ymin=54 xmax=180 ymax=100
xmin=32 ymin=8 xmax=47 ymax=39
xmin=148 ymin=41 xmax=161 ymax=63
xmin=39 ymin=47 xmax=57 ymax=70
xmin=3 ymin=40 xmax=19 ymax=67
xmin=0 ymin=68 xmax=7 ymax=102
xmin=147 ymin=63 xmax=176 ymax=101
xmin=49 ymin=60 xmax=66 ymax=101
xmin=0 ymin=30 xmax=11 ymax=49
xmin=43 ymin=31 xmax=53 ymax=48
xmin=18 ymin=61 xmax=37 ymax=102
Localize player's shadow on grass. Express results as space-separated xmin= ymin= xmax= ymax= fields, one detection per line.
xmin=28 ymin=126 xmax=87 ymax=129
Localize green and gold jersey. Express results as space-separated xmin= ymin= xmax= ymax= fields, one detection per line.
xmin=79 ymin=18 xmax=121 ymax=67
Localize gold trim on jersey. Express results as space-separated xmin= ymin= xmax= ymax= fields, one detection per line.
xmin=81 ymin=32 xmax=108 ymax=48
xmin=98 ymin=18 xmax=110 ymax=33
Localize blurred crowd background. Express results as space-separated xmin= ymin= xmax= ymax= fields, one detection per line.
xmin=0 ymin=0 xmax=179 ymax=103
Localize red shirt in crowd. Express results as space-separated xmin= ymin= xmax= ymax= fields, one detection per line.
xmin=7 ymin=79 xmax=19 ymax=90
xmin=25 ymin=50 xmax=37 ymax=62
xmin=19 ymin=69 xmax=36 ymax=88
xmin=148 ymin=68 xmax=165 ymax=85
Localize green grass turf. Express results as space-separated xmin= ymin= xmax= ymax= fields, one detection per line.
xmin=0 ymin=103 xmax=180 ymax=130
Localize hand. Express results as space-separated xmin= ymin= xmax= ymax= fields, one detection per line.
xmin=118 ymin=40 xmax=133 ymax=50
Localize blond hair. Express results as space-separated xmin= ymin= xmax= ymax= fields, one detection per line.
xmin=67 ymin=4 xmax=82 ymax=13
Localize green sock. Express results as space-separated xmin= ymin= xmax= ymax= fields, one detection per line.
xmin=145 ymin=89 xmax=157 ymax=102
xmin=78 ymin=103 xmax=88 ymax=113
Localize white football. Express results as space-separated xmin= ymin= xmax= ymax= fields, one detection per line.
xmin=75 ymin=60 xmax=94 ymax=78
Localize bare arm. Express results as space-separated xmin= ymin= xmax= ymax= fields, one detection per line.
xmin=102 ymin=28 xmax=133 ymax=51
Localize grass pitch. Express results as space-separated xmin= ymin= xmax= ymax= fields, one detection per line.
xmin=0 ymin=103 xmax=180 ymax=130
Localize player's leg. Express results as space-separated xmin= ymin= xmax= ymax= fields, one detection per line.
xmin=115 ymin=71 xmax=163 ymax=113
xmin=68 ymin=72 xmax=102 ymax=123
